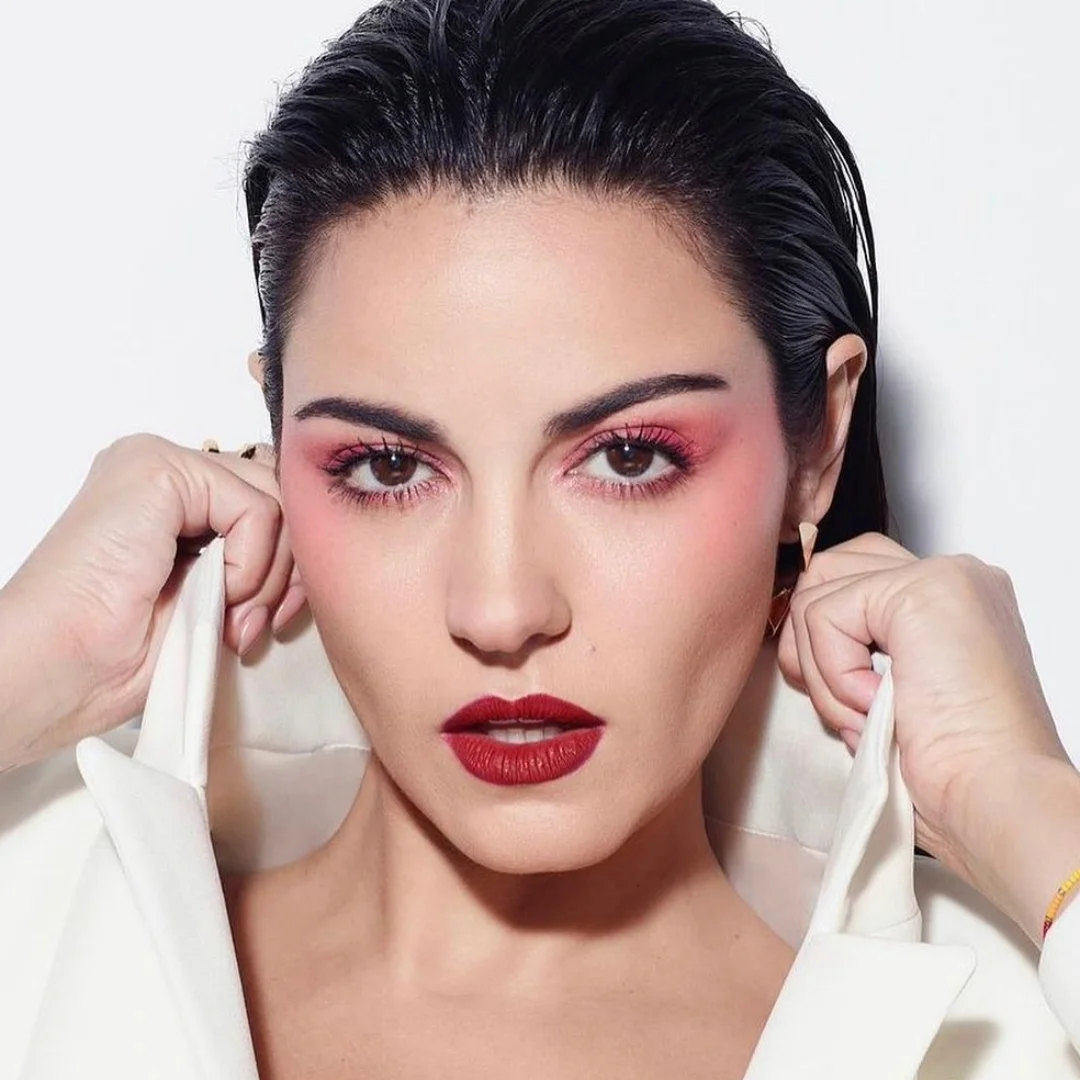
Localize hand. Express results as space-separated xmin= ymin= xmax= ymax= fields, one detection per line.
xmin=774 ymin=532 xmax=1076 ymax=939
xmin=1 ymin=434 xmax=305 ymax=766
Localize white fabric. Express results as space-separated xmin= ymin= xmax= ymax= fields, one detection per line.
xmin=1 ymin=534 xmax=1079 ymax=1078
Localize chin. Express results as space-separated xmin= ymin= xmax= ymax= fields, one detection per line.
xmin=439 ymin=803 xmax=634 ymax=876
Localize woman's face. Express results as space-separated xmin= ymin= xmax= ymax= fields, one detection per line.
xmin=277 ymin=186 xmax=793 ymax=873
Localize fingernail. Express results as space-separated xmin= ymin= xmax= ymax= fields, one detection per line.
xmin=238 ymin=605 xmax=270 ymax=657
xmin=271 ymin=585 xmax=306 ymax=635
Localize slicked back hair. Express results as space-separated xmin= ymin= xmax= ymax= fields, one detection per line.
xmin=243 ymin=0 xmax=888 ymax=559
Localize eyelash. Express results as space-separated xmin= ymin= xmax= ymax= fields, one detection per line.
xmin=321 ymin=424 xmax=700 ymax=511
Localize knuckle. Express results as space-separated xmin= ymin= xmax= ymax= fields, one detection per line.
xmin=91 ymin=434 xmax=178 ymax=487
xmin=263 ymin=493 xmax=283 ymax=521
xmin=789 ymin=588 xmax=810 ymax=618
xmin=852 ymin=529 xmax=883 ymax=548
xmin=805 ymin=550 xmax=838 ymax=579
xmin=109 ymin=432 xmax=166 ymax=455
xmin=852 ymin=530 xmax=913 ymax=559
xmin=94 ymin=432 xmax=159 ymax=464
xmin=950 ymin=553 xmax=996 ymax=591
xmin=847 ymin=530 xmax=886 ymax=552
xmin=928 ymin=553 xmax=1007 ymax=602
xmin=987 ymin=562 xmax=1016 ymax=595
xmin=252 ymin=488 xmax=283 ymax=526
xmin=801 ymin=593 xmax=825 ymax=624
xmin=929 ymin=552 xmax=976 ymax=583
xmin=950 ymin=552 xmax=985 ymax=572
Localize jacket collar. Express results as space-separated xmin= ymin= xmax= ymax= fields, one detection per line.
xmin=705 ymin=639 xmax=976 ymax=1077
xmin=74 ymin=537 xmax=975 ymax=1079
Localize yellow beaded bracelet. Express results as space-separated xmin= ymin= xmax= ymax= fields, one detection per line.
xmin=1043 ymin=868 xmax=1080 ymax=941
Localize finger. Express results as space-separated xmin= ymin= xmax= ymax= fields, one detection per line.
xmin=225 ymin=515 xmax=297 ymax=656
xmin=839 ymin=727 xmax=861 ymax=755
xmin=788 ymin=599 xmax=869 ymax=735
xmin=197 ymin=449 xmax=294 ymax=653
xmin=270 ymin=572 xmax=308 ymax=636
xmin=775 ymin=551 xmax=909 ymax=687
xmin=205 ymin=444 xmax=280 ymax=499
xmin=785 ymin=574 xmax=884 ymax=731
xmin=194 ymin=442 xmax=301 ymax=650
xmin=777 ymin=569 xmax=880 ymax=687
xmin=799 ymin=549 xmax=911 ymax=592
xmin=803 ymin=590 xmax=884 ymax=722
xmin=167 ymin=448 xmax=286 ymax=637
xmin=821 ymin=532 xmax=918 ymax=562
xmin=202 ymin=444 xmax=307 ymax=649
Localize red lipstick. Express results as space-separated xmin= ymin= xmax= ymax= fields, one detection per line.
xmin=441 ymin=693 xmax=605 ymax=786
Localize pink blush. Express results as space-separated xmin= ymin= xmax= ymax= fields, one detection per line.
xmin=678 ymin=405 xmax=789 ymax=556
xmin=276 ymin=436 xmax=361 ymax=584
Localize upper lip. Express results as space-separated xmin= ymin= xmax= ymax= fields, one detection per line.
xmin=441 ymin=693 xmax=604 ymax=733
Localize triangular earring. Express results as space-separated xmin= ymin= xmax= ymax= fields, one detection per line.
xmin=765 ymin=521 xmax=820 ymax=639
xmin=799 ymin=521 xmax=819 ymax=572
xmin=766 ymin=587 xmax=793 ymax=637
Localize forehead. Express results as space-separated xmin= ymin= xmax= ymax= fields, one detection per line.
xmin=284 ymin=185 xmax=771 ymax=400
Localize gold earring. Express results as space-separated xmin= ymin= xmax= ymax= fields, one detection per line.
xmin=765 ymin=521 xmax=819 ymax=638
xmin=799 ymin=520 xmax=818 ymax=572
xmin=766 ymin=587 xmax=793 ymax=637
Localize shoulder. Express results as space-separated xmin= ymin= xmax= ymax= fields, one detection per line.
xmin=914 ymin=855 xmax=1080 ymax=1077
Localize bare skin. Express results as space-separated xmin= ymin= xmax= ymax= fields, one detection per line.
xmin=222 ymin=759 xmax=795 ymax=1080
xmin=212 ymin=184 xmax=855 ymax=1078
xmin=3 ymin=181 xmax=1077 ymax=1074
xmin=0 ymin=438 xmax=300 ymax=771
xmin=0 ymin=182 xmax=857 ymax=1073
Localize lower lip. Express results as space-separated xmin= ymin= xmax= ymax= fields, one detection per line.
xmin=442 ymin=728 xmax=604 ymax=786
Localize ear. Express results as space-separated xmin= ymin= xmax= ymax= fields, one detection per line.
xmin=785 ymin=332 xmax=868 ymax=539
xmin=247 ymin=349 xmax=265 ymax=391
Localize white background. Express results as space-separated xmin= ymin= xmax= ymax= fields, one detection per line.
xmin=1 ymin=2 xmax=1078 ymax=753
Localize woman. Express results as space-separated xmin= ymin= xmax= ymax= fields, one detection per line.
xmin=2 ymin=0 xmax=1079 ymax=1077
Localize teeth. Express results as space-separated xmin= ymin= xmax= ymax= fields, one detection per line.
xmin=486 ymin=724 xmax=564 ymax=744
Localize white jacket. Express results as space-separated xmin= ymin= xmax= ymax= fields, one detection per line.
xmin=1 ymin=534 xmax=1079 ymax=1079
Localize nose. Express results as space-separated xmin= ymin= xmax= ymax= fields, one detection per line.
xmin=444 ymin=491 xmax=571 ymax=660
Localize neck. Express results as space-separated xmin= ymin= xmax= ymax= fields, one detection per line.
xmin=287 ymin=754 xmax=753 ymax=996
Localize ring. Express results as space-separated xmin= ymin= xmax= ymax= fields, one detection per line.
xmin=200 ymin=440 xmax=260 ymax=459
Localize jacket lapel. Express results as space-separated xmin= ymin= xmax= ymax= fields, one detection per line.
xmin=48 ymin=537 xmax=980 ymax=1080
xmin=737 ymin=653 xmax=977 ymax=1079
xmin=54 ymin=539 xmax=259 ymax=1080
xmin=743 ymin=931 xmax=976 ymax=1080
xmin=73 ymin=738 xmax=259 ymax=1080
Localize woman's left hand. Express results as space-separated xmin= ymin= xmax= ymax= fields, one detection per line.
xmin=776 ymin=531 xmax=1080 ymax=945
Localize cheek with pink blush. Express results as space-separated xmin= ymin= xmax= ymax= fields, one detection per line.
xmin=279 ymin=439 xmax=351 ymax=551
xmin=574 ymin=403 xmax=788 ymax=563
xmin=278 ymin=399 xmax=788 ymax=620
xmin=277 ymin=434 xmax=390 ymax=608
xmin=278 ymin=430 xmax=449 ymax=628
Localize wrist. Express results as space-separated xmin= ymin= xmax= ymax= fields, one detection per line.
xmin=0 ymin=572 xmax=102 ymax=769
xmin=945 ymin=751 xmax=1080 ymax=946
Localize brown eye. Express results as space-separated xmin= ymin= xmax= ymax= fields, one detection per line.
xmin=369 ymin=450 xmax=418 ymax=486
xmin=605 ymin=441 xmax=654 ymax=478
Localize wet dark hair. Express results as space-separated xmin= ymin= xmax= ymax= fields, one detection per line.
xmin=242 ymin=0 xmax=888 ymax=566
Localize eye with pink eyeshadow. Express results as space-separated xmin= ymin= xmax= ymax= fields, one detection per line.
xmin=319 ymin=422 xmax=704 ymax=510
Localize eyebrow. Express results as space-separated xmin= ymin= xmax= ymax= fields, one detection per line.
xmin=292 ymin=371 xmax=729 ymax=445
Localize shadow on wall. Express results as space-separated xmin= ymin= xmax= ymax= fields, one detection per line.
xmin=875 ymin=333 xmax=937 ymax=556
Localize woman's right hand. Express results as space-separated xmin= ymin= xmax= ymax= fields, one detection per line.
xmin=0 ymin=433 xmax=305 ymax=767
